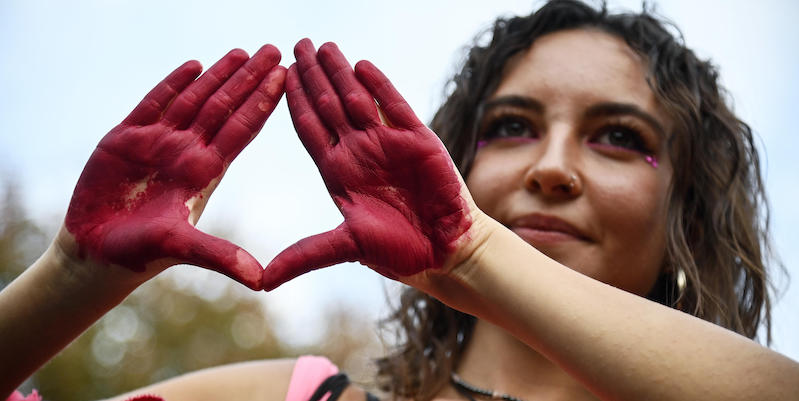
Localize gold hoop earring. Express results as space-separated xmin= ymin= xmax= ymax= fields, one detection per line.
xmin=675 ymin=268 xmax=687 ymax=309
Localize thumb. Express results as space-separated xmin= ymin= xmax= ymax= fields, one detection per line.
xmin=262 ymin=224 xmax=359 ymax=291
xmin=162 ymin=224 xmax=264 ymax=290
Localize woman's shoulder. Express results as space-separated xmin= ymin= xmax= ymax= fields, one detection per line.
xmin=102 ymin=358 xmax=298 ymax=401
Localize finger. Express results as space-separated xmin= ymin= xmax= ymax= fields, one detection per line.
xmin=123 ymin=60 xmax=203 ymax=126
xmin=317 ymin=42 xmax=381 ymax=129
xmin=163 ymin=224 xmax=264 ymax=290
xmin=191 ymin=44 xmax=282 ymax=139
xmin=286 ymin=64 xmax=334 ymax=160
xmin=161 ymin=48 xmax=250 ymax=128
xmin=294 ymin=38 xmax=351 ymax=137
xmin=262 ymin=224 xmax=359 ymax=291
xmin=354 ymin=60 xmax=424 ymax=129
xmin=212 ymin=65 xmax=287 ymax=163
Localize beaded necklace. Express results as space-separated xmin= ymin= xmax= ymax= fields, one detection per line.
xmin=450 ymin=373 xmax=527 ymax=401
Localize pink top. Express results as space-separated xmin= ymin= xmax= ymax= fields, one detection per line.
xmin=285 ymin=355 xmax=340 ymax=401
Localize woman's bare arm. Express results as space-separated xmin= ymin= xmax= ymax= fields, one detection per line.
xmin=100 ymin=359 xmax=296 ymax=401
xmin=430 ymin=218 xmax=799 ymax=401
xmin=0 ymin=46 xmax=285 ymax=397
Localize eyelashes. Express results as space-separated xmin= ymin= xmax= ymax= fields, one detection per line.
xmin=481 ymin=114 xmax=538 ymax=141
xmin=477 ymin=111 xmax=655 ymax=156
xmin=589 ymin=124 xmax=653 ymax=154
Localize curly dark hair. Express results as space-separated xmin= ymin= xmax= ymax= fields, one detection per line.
xmin=375 ymin=1 xmax=776 ymax=400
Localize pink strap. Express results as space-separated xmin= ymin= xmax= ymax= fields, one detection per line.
xmin=284 ymin=356 xmax=340 ymax=401
xmin=5 ymin=390 xmax=41 ymax=401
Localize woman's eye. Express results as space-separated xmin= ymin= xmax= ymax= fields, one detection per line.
xmin=483 ymin=116 xmax=535 ymax=140
xmin=594 ymin=126 xmax=649 ymax=153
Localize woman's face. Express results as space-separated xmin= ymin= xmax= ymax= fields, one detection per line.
xmin=466 ymin=29 xmax=673 ymax=296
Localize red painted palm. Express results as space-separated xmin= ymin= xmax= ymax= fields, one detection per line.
xmin=64 ymin=45 xmax=286 ymax=290
xmin=263 ymin=40 xmax=473 ymax=290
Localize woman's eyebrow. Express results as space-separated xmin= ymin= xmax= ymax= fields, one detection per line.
xmin=583 ymin=102 xmax=667 ymax=138
xmin=479 ymin=95 xmax=545 ymax=114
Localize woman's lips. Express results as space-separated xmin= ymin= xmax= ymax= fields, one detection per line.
xmin=509 ymin=214 xmax=589 ymax=246
xmin=512 ymin=226 xmax=581 ymax=245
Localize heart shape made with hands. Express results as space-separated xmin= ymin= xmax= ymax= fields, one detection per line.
xmin=64 ymin=40 xmax=475 ymax=293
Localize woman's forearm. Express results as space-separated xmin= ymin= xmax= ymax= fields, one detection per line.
xmin=435 ymin=219 xmax=799 ymax=401
xmin=0 ymin=236 xmax=140 ymax=396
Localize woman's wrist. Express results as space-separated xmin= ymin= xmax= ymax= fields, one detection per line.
xmin=50 ymin=225 xmax=153 ymax=299
xmin=0 ymin=229 xmax=139 ymax=394
xmin=407 ymin=213 xmax=516 ymax=318
xmin=417 ymin=213 xmax=574 ymax=338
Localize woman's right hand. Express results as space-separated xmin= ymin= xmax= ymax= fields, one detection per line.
xmin=56 ymin=45 xmax=286 ymax=290
xmin=1 ymin=46 xmax=286 ymax=395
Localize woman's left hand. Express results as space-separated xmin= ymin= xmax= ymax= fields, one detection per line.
xmin=262 ymin=39 xmax=484 ymax=291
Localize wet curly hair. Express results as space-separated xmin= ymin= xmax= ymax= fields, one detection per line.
xmin=375 ymin=1 xmax=776 ymax=400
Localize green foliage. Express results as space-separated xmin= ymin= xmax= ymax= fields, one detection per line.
xmin=31 ymin=273 xmax=287 ymax=400
xmin=0 ymin=181 xmax=48 ymax=290
xmin=1 ymin=182 xmax=382 ymax=400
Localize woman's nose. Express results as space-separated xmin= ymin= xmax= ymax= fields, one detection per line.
xmin=523 ymin=134 xmax=582 ymax=198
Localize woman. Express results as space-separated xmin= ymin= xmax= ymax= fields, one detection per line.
xmin=374 ymin=1 xmax=783 ymax=398
xmin=2 ymin=1 xmax=797 ymax=400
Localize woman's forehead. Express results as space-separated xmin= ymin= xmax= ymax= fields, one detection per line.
xmin=485 ymin=29 xmax=671 ymax=134
xmin=493 ymin=29 xmax=661 ymax=114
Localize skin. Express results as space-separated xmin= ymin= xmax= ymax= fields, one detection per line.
xmin=0 ymin=45 xmax=286 ymax=396
xmin=466 ymin=28 xmax=673 ymax=297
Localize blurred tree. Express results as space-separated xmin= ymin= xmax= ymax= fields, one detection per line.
xmin=1 ymin=181 xmax=384 ymax=401
xmin=0 ymin=181 xmax=49 ymax=290
xmin=300 ymin=306 xmax=385 ymax=386
xmin=31 ymin=272 xmax=288 ymax=400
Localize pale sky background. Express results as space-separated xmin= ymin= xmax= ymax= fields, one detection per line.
xmin=1 ymin=0 xmax=797 ymax=364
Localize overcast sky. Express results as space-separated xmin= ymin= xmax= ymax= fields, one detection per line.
xmin=1 ymin=0 xmax=797 ymax=361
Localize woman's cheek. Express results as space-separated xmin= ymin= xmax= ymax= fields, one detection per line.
xmin=465 ymin=154 xmax=513 ymax=216
xmin=592 ymin=170 xmax=670 ymax=294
